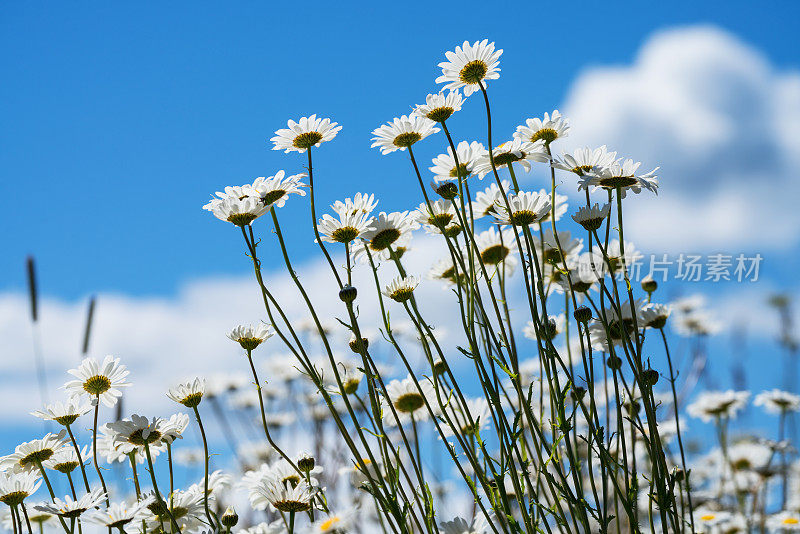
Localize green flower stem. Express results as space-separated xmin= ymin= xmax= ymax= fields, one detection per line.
xmin=142 ymin=442 xmax=182 ymax=534
xmin=64 ymin=425 xmax=90 ymax=493
xmin=190 ymin=405 xmax=219 ymax=531
xmin=91 ymin=400 xmax=111 ymax=507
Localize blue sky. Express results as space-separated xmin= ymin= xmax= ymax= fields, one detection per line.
xmin=2 ymin=0 xmax=799 ymax=299
xmin=1 ymin=1 xmax=799 ymax=469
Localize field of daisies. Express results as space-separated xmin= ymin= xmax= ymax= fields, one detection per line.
xmin=3 ymin=39 xmax=798 ymax=534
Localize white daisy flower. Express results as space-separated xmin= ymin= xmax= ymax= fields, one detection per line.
xmin=86 ymin=496 xmax=154 ymax=530
xmin=384 ymin=375 xmax=434 ymax=422
xmin=533 ymin=188 xmax=569 ymax=226
xmin=537 ymin=229 xmax=583 ymax=266
xmin=672 ymin=309 xmax=723 ymax=337
xmin=166 ymin=377 xmax=205 ymax=408
xmin=204 ymin=194 xmax=269 ymax=227
xmin=252 ymin=478 xmax=316 ymax=513
xmin=440 ymin=514 xmax=491 ymax=534
xmin=578 ymin=158 xmax=659 ymax=196
xmin=65 ymin=355 xmax=130 ymax=407
xmin=491 ymin=190 xmax=551 ymax=227
xmin=640 ymin=303 xmax=671 ymax=329
xmin=430 ymin=140 xmax=487 ymax=183
xmin=754 ymin=389 xmax=800 ymax=414
xmin=0 ymin=432 xmax=69 ymax=473
xmin=414 ymin=200 xmax=458 ymax=234
xmin=371 ymin=115 xmax=439 ymax=154
xmin=46 ymin=445 xmax=92 ymax=474
xmin=554 ymin=146 xmax=618 ymax=176
xmin=588 ymin=298 xmax=645 ymax=352
xmin=441 ymin=398 xmax=491 ymax=439
xmin=307 ymin=509 xmax=359 ymax=533
xmin=31 ymin=400 xmax=92 ymax=427
xmin=382 ymin=275 xmax=420 ymax=303
xmin=692 ymin=508 xmax=732 ymax=530
xmin=473 ymin=139 xmax=548 ymax=178
xmin=428 ymin=255 xmax=478 ymax=288
xmin=572 ymin=203 xmax=611 ymax=231
xmin=412 ymin=90 xmax=464 ymax=123
xmin=0 ymin=471 xmax=41 ymax=506
xmin=144 ymin=488 xmax=205 ymax=533
xmin=687 ymin=390 xmax=750 ymax=422
xmin=159 ymin=413 xmax=190 ymax=444
xmin=474 ymin=227 xmax=517 ymax=268
xmin=227 ymin=322 xmax=274 ymax=351
xmin=331 ymin=192 xmax=378 ymax=218
xmin=766 ymin=511 xmax=800 ymax=530
xmin=354 ymin=211 xmax=419 ymax=262
xmin=471 ymin=180 xmax=510 ymax=218
xmin=317 ymin=210 xmax=374 ymax=244
xmin=238 ymin=521 xmax=286 ymax=534
xmin=514 ymin=110 xmax=570 ymax=146
xmin=107 ymin=414 xmax=165 ymax=453
xmin=593 ymin=239 xmax=641 ymax=275
xmin=270 ymin=114 xmax=341 ymax=153
xmin=248 ymin=171 xmax=307 ymax=208
xmin=435 ymin=39 xmax=502 ymax=96
xmin=35 ymin=487 xmax=106 ymax=518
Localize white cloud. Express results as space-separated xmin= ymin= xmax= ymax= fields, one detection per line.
xmin=562 ymin=25 xmax=800 ymax=251
xmin=0 ymin=235 xmax=476 ymax=424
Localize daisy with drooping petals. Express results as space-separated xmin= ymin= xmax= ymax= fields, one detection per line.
xmin=572 ymin=203 xmax=611 ymax=231
xmin=228 ymin=322 xmax=274 ymax=351
xmin=204 ymin=195 xmax=269 ymax=227
xmin=35 ymin=487 xmax=106 ymax=519
xmin=31 ymin=400 xmax=91 ymax=427
xmin=159 ymin=413 xmax=190 ymax=444
xmin=492 ymin=191 xmax=551 ymax=227
xmin=145 ymin=488 xmax=205 ymax=533
xmin=253 ymin=477 xmax=316 ymax=513
xmin=382 ymin=276 xmax=420 ymax=303
xmin=474 ymin=227 xmax=516 ymax=267
xmin=473 ymin=139 xmax=548 ymax=178
xmin=430 ymin=141 xmax=487 ymax=183
xmin=413 ymin=91 xmax=464 ymax=123
xmin=554 ymin=146 xmax=618 ymax=177
xmin=46 ymin=445 xmax=92 ymax=474
xmin=579 ymin=158 xmax=659 ymax=196
xmin=514 ymin=110 xmax=570 ymax=146
xmin=270 ymin=115 xmax=341 ymax=153
xmin=371 ymin=115 xmax=439 ymax=155
xmin=471 ymin=180 xmax=510 ymax=218
xmin=687 ymin=390 xmax=750 ymax=422
xmin=107 ymin=415 xmax=165 ymax=454
xmin=331 ymin=193 xmax=378 ymax=218
xmin=354 ymin=211 xmax=419 ymax=262
xmin=414 ymin=200 xmax=458 ymax=234
xmin=248 ymin=171 xmax=307 ymax=208
xmin=0 ymin=471 xmax=41 ymax=506
xmin=384 ymin=375 xmax=434 ymax=423
xmin=640 ymin=303 xmax=671 ymax=329
xmin=65 ymin=355 xmax=130 ymax=407
xmin=166 ymin=377 xmax=205 ymax=408
xmin=436 ymin=39 xmax=503 ymax=96
xmin=754 ymin=389 xmax=800 ymax=414
xmin=317 ymin=211 xmax=374 ymax=244
xmin=86 ymin=496 xmax=154 ymax=531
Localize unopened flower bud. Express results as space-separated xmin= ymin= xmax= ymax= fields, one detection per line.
xmin=221 ymin=507 xmax=238 ymax=528
xmin=607 ymin=356 xmax=623 ymax=370
xmin=297 ymin=454 xmax=316 ymax=473
xmin=339 ymin=285 xmax=357 ymax=303
xmin=433 ymin=181 xmax=458 ymax=200
xmin=643 ymin=368 xmax=659 ymax=386
xmin=574 ymin=306 xmax=592 ymax=324
xmin=641 ymin=276 xmax=658 ymax=294
xmin=349 ymin=335 xmax=369 ymax=354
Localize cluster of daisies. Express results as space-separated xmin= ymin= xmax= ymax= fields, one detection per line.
xmin=6 ymin=38 xmax=794 ymax=534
